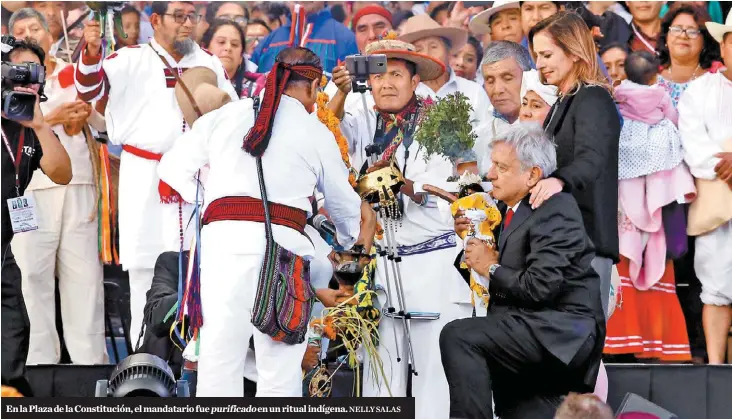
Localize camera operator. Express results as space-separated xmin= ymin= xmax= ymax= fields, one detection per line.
xmin=1 ymin=37 xmax=71 ymax=396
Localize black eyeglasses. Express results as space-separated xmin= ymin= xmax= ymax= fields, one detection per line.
xmin=668 ymin=26 xmax=701 ymax=39
xmin=164 ymin=12 xmax=203 ymax=24
xmin=218 ymin=14 xmax=248 ymax=25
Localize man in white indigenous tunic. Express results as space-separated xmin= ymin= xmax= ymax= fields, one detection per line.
xmin=329 ymin=37 xmax=474 ymax=419
xmin=399 ymin=14 xmax=493 ymax=154
xmin=158 ymin=47 xmax=375 ymax=397
xmin=678 ymin=13 xmax=732 ymax=365
xmin=73 ymin=1 xmax=237 ymax=345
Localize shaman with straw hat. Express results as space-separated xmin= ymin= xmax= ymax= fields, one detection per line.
xmin=330 ymin=32 xmax=479 ymax=419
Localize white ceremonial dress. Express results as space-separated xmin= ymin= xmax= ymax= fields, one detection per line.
xmin=678 ymin=72 xmax=732 ymax=306
xmin=74 ymin=39 xmax=238 ymax=343
xmin=341 ymin=104 xmax=474 ymax=419
xmin=158 ymin=96 xmax=362 ymax=397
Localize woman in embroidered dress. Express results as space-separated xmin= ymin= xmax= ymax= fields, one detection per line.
xmin=656 ymin=3 xmax=721 ymax=107
xmin=200 ymin=19 xmax=265 ymax=99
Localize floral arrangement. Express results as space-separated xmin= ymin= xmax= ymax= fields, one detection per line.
xmin=317 ymin=75 xmax=357 ymax=187
xmin=414 ymin=92 xmax=477 ymax=163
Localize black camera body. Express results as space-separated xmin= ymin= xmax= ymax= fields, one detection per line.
xmin=344 ymin=54 xmax=387 ymax=94
xmin=1 ymin=35 xmax=46 ymax=121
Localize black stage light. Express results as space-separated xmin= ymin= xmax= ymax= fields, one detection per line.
xmin=95 ymin=353 xmax=190 ymax=397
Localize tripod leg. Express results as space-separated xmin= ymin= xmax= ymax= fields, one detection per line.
xmin=384 ymin=218 xmax=418 ymax=377
xmin=377 ymin=209 xmax=402 ymax=363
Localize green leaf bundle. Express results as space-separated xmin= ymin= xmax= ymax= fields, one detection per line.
xmin=414 ymin=92 xmax=478 ymax=162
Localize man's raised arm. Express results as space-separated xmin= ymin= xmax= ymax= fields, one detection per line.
xmin=74 ymin=19 xmax=110 ymax=103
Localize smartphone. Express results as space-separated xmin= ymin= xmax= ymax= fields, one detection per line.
xmin=345 ymin=54 xmax=387 ymax=78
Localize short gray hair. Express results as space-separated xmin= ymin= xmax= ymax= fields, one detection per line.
xmin=9 ymin=8 xmax=50 ymax=34
xmin=493 ymin=123 xmax=557 ymax=177
xmin=481 ymin=40 xmax=532 ymax=71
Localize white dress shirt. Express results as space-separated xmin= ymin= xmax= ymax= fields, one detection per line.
xmin=476 ymin=109 xmax=519 ymax=173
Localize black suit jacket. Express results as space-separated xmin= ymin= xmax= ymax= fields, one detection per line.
xmin=494 ymin=193 xmax=605 ymax=388
xmin=456 ymin=193 xmax=606 ymax=389
xmin=544 ymin=84 xmax=620 ymax=262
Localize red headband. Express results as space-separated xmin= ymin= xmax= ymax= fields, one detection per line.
xmin=352 ymin=5 xmax=393 ymax=29
xmin=243 ymin=62 xmax=323 ymax=157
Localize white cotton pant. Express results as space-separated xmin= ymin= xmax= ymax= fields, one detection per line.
xmin=195 ymin=250 xmax=308 ymax=397
xmin=695 ymin=220 xmax=732 ymax=306
xmin=12 ymin=185 xmax=107 ymax=365
xmin=128 ymin=268 xmax=155 ymax=350
xmin=363 ymin=248 xmax=473 ymax=419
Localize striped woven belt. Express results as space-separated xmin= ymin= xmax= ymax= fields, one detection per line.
xmin=396 ymin=231 xmax=457 ymax=257
xmin=202 ymin=196 xmax=307 ymax=235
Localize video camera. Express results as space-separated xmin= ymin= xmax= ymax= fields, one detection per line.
xmin=1 ymin=35 xmax=46 ymax=121
xmin=344 ymin=54 xmax=387 ymax=94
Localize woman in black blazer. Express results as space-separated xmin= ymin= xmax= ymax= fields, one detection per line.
xmin=528 ymin=11 xmax=621 ymax=318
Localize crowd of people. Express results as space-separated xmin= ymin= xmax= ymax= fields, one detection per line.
xmin=1 ymin=1 xmax=731 ymax=418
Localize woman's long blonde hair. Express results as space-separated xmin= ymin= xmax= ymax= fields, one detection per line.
xmin=528 ymin=11 xmax=611 ymax=96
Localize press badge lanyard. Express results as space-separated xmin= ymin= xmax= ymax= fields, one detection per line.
xmin=631 ymin=22 xmax=656 ymax=54
xmin=1 ymin=127 xmax=26 ymax=197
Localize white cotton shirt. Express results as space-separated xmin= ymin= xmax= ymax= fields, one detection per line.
xmin=476 ymin=112 xmax=517 ymax=174
xmin=340 ymin=104 xmax=454 ymax=246
xmin=158 ymin=95 xmax=362 ymax=256
xmin=76 ymin=38 xmax=238 ymax=269
xmin=28 ymin=58 xmax=94 ymax=190
xmin=678 ymin=72 xmax=732 ymax=180
xmin=323 ymin=80 xmax=375 ymax=115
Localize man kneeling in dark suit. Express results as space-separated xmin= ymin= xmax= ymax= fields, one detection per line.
xmin=440 ymin=123 xmax=606 ymax=419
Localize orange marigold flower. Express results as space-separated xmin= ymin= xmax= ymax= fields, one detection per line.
xmin=316 ymin=90 xmax=356 ymax=187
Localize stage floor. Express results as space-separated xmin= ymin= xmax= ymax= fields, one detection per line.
xmin=26 ymin=363 xmax=732 ymax=419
